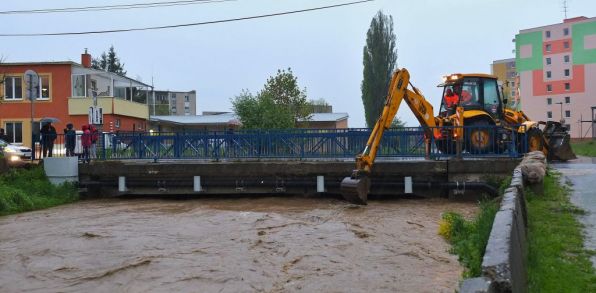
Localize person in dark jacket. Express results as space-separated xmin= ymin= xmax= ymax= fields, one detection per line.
xmin=65 ymin=123 xmax=76 ymax=157
xmin=40 ymin=122 xmax=57 ymax=158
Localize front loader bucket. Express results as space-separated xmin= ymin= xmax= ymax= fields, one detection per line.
xmin=544 ymin=121 xmax=576 ymax=161
xmin=548 ymin=133 xmax=576 ymax=161
xmin=340 ymin=176 xmax=370 ymax=205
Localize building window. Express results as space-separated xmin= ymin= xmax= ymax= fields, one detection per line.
xmin=4 ymin=76 xmax=23 ymax=100
xmin=546 ymin=84 xmax=552 ymax=92
xmin=546 ymin=71 xmax=552 ymax=78
xmin=564 ymin=28 xmax=569 ymax=36
xmin=565 ymin=83 xmax=570 ymax=90
xmin=565 ymin=110 xmax=571 ymax=118
xmin=545 ymin=30 xmax=551 ymax=38
xmin=564 ymin=55 xmax=570 ymax=63
xmin=547 ymin=111 xmax=552 ymax=119
xmin=563 ymin=41 xmax=569 ymax=49
xmin=115 ymin=119 xmax=120 ymax=128
xmin=184 ymin=95 xmax=190 ymax=102
xmin=564 ymin=69 xmax=570 ymax=77
xmin=565 ymin=96 xmax=570 ymax=104
xmin=38 ymin=75 xmax=51 ymax=100
xmin=172 ymin=107 xmax=177 ymax=113
xmin=4 ymin=122 xmax=23 ymax=143
xmin=546 ymin=57 xmax=551 ymax=65
xmin=565 ymin=124 xmax=571 ymax=131
xmin=72 ymin=74 xmax=86 ymax=97
xmin=547 ymin=97 xmax=552 ymax=105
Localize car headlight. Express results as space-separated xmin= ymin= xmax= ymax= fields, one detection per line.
xmin=9 ymin=156 xmax=20 ymax=162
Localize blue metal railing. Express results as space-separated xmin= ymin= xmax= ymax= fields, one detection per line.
xmin=91 ymin=126 xmax=526 ymax=161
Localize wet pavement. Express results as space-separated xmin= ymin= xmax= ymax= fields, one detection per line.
xmin=0 ymin=197 xmax=476 ymax=293
xmin=552 ymin=156 xmax=596 ymax=267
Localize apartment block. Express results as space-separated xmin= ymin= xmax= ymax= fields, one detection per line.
xmin=515 ymin=16 xmax=596 ymax=138
xmin=151 ymin=90 xmax=197 ymax=116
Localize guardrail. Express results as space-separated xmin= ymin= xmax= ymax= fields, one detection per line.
xmin=35 ymin=126 xmax=528 ymax=161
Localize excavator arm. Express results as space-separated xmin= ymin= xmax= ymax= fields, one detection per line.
xmin=340 ymin=68 xmax=439 ymax=204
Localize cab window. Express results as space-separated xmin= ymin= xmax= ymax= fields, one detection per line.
xmin=458 ymin=78 xmax=480 ymax=107
xmin=483 ymin=79 xmax=500 ymax=115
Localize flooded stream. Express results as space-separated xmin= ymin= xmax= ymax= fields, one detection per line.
xmin=0 ymin=197 xmax=476 ymax=292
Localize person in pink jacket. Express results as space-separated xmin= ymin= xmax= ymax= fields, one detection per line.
xmin=81 ymin=125 xmax=92 ymax=163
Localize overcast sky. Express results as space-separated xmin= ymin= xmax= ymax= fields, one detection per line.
xmin=2 ymin=0 xmax=594 ymax=127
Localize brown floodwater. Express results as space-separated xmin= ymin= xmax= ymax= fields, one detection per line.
xmin=0 ymin=197 xmax=476 ymax=293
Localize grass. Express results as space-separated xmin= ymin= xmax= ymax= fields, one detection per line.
xmin=526 ymin=170 xmax=596 ymax=292
xmin=570 ymin=139 xmax=596 ymax=157
xmin=438 ymin=177 xmax=510 ymax=277
xmin=0 ymin=165 xmax=78 ymax=216
xmin=438 ymin=199 xmax=500 ymax=277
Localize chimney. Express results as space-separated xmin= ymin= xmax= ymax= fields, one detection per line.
xmin=81 ymin=48 xmax=92 ymax=68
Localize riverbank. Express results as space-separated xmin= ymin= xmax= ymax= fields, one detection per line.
xmin=0 ymin=165 xmax=78 ymax=216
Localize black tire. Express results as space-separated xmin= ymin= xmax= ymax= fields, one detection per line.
xmin=435 ymin=138 xmax=456 ymax=155
xmin=464 ymin=119 xmax=495 ymax=154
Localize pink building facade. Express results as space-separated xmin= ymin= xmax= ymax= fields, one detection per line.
xmin=516 ymin=16 xmax=596 ymax=138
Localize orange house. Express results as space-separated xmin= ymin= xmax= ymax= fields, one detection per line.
xmin=0 ymin=51 xmax=151 ymax=148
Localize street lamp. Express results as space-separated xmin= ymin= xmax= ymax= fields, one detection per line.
xmin=555 ymin=102 xmax=564 ymax=124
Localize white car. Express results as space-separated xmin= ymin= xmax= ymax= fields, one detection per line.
xmin=0 ymin=139 xmax=32 ymax=162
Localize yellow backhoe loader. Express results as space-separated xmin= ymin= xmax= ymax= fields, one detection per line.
xmin=340 ymin=68 xmax=575 ymax=204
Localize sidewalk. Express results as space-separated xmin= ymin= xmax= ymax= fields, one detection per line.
xmin=553 ymin=156 xmax=596 ymax=268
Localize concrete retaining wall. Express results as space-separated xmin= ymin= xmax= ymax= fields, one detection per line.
xmin=43 ymin=157 xmax=79 ymax=185
xmin=460 ymin=166 xmax=529 ymax=293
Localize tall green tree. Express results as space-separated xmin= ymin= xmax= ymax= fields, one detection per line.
xmin=232 ymin=90 xmax=294 ymax=129
xmin=92 ymin=45 xmax=126 ymax=75
xmin=361 ymin=11 xmax=397 ymax=128
xmin=261 ymin=68 xmax=311 ymax=122
xmin=232 ymin=68 xmax=312 ymax=129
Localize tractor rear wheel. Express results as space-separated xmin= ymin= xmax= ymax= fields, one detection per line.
xmin=465 ymin=119 xmax=494 ymax=154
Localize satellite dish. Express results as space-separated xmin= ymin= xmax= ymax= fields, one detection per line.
xmin=24 ymin=69 xmax=39 ymax=100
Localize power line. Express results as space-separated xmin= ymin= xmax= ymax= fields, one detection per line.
xmin=0 ymin=0 xmax=235 ymax=15
xmin=0 ymin=0 xmax=374 ymax=37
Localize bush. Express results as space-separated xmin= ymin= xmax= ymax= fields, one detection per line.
xmin=0 ymin=166 xmax=78 ymax=216
xmin=439 ymin=199 xmax=499 ymax=277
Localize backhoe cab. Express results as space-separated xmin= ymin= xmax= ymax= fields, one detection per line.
xmin=435 ymin=73 xmax=508 ymax=154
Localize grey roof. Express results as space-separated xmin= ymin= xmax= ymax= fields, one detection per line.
xmin=151 ymin=112 xmax=348 ymax=126
xmin=150 ymin=113 xmax=240 ymax=125
xmin=300 ymin=112 xmax=349 ymax=122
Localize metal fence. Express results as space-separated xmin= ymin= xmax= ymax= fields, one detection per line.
xmin=33 ymin=126 xmax=527 ymax=161
xmin=32 ymin=127 xmax=524 ymax=161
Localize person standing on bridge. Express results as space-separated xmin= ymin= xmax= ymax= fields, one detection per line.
xmin=81 ymin=125 xmax=92 ymax=163
xmin=64 ymin=123 xmax=76 ymax=157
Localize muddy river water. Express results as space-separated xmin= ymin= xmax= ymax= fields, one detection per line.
xmin=0 ymin=197 xmax=476 ymax=292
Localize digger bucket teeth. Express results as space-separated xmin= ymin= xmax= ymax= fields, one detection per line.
xmin=340 ymin=176 xmax=370 ymax=205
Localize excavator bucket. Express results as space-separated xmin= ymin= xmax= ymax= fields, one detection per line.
xmin=340 ymin=175 xmax=370 ymax=205
xmin=544 ymin=122 xmax=576 ymax=161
